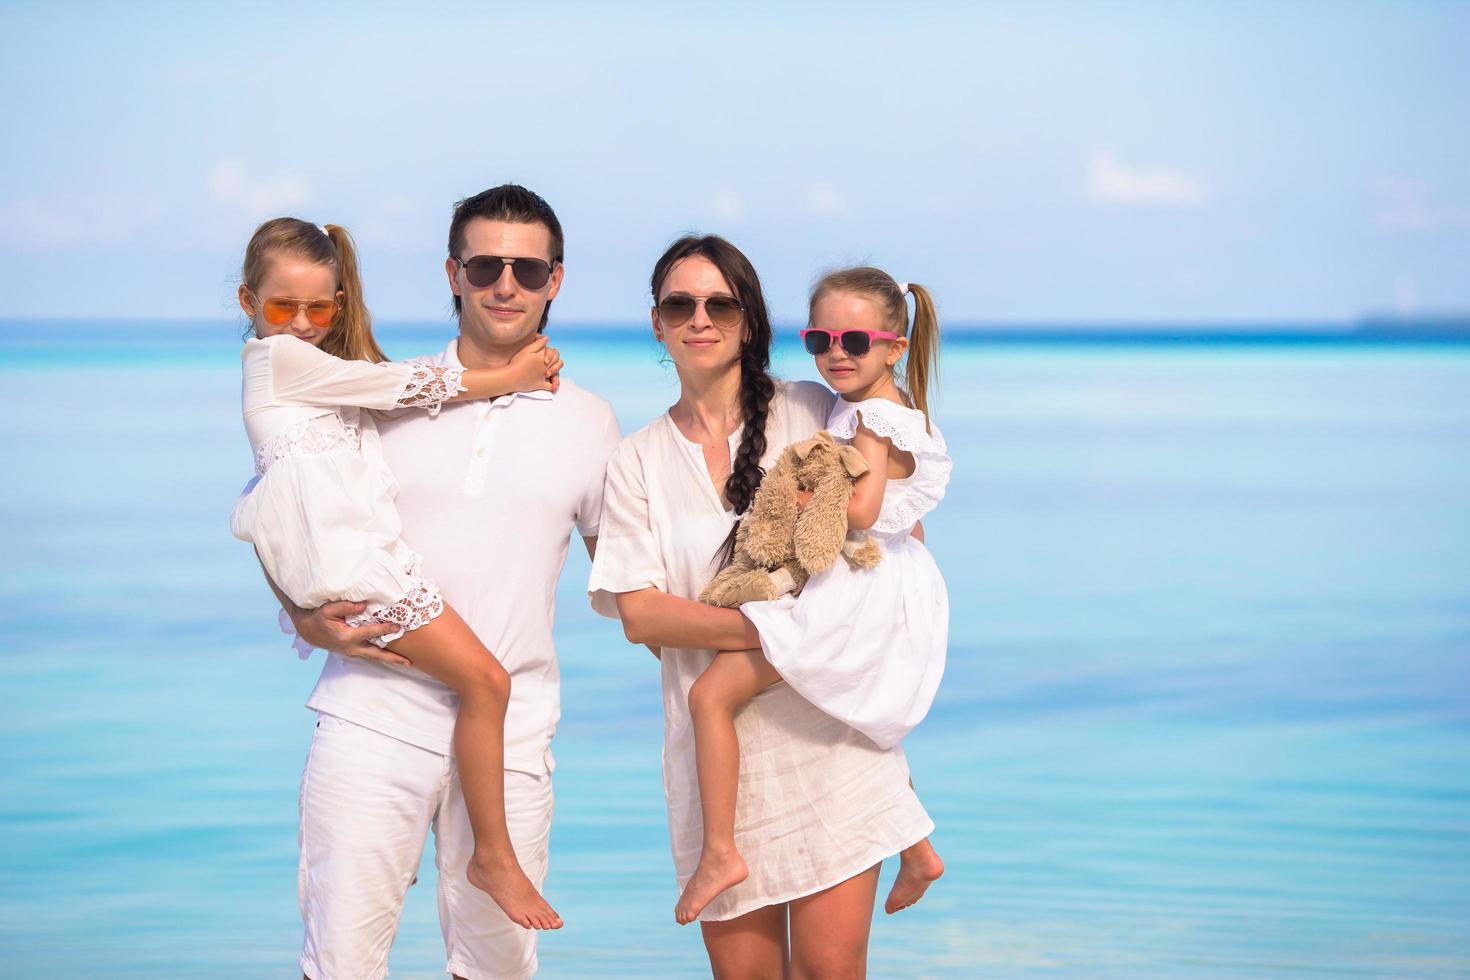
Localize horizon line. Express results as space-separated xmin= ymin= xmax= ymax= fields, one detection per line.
xmin=4 ymin=315 xmax=1470 ymax=332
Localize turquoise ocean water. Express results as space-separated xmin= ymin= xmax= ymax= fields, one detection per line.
xmin=2 ymin=321 xmax=1467 ymax=977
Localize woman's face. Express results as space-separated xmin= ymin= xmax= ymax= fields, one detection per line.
xmin=652 ymin=255 xmax=747 ymax=378
xmin=809 ymin=289 xmax=906 ymax=399
xmin=238 ymin=254 xmax=339 ymax=347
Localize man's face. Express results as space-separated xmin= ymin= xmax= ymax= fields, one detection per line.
xmin=446 ymin=218 xmax=564 ymax=349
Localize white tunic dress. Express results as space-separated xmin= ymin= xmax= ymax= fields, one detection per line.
xmin=741 ymin=397 xmax=952 ymax=750
xmin=588 ymin=381 xmax=933 ymax=922
xmin=229 ymin=334 xmax=465 ymax=646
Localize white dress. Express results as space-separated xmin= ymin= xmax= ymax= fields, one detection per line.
xmin=229 ymin=334 xmax=466 ymax=648
xmin=588 ymin=381 xmax=933 ymax=922
xmin=741 ymin=397 xmax=951 ymax=750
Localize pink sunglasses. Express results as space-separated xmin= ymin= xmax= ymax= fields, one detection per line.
xmin=800 ymin=327 xmax=901 ymax=357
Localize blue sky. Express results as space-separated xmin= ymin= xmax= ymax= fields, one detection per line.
xmin=1 ymin=0 xmax=1467 ymax=323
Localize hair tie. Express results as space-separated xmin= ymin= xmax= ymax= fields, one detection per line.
xmin=318 ymin=224 xmax=330 ymax=237
xmin=895 ymin=281 xmax=911 ymax=296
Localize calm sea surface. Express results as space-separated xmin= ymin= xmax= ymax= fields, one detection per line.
xmin=2 ymin=322 xmax=1467 ymax=977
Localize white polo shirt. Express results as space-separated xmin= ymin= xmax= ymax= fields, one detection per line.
xmin=303 ymin=337 xmax=621 ymax=775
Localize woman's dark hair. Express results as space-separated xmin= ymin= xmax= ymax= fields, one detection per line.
xmin=651 ymin=234 xmax=776 ymax=565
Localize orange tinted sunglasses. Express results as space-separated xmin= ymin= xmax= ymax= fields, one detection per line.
xmin=247 ymin=289 xmax=341 ymax=328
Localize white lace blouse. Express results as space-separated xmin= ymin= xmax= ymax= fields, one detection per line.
xmin=230 ymin=335 xmax=467 ymax=645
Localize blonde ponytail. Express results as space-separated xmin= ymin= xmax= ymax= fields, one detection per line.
xmin=322 ymin=224 xmax=387 ymax=364
xmin=903 ymin=282 xmax=940 ymax=432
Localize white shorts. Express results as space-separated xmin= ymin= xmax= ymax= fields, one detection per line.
xmin=299 ymin=713 xmax=553 ymax=980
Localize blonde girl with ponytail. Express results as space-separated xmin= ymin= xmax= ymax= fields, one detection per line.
xmin=228 ymin=217 xmax=567 ymax=931
xmin=675 ymin=266 xmax=951 ymax=924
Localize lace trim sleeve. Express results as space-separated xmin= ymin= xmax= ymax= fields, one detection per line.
xmin=395 ymin=364 xmax=467 ymax=417
xmin=826 ymin=398 xmax=953 ymax=533
xmin=828 ymin=398 xmax=947 ymax=453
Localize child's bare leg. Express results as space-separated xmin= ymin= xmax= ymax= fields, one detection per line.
xmin=887 ymin=774 xmax=944 ymax=913
xmin=676 ymin=648 xmax=782 ymax=924
xmin=389 ymin=606 xmax=562 ymax=930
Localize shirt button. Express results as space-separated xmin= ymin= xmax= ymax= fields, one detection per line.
xmin=484 ymin=411 xmax=493 ymax=421
xmin=476 ymin=448 xmax=486 ymax=457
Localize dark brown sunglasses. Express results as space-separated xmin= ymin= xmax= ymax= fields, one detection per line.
xmin=656 ymin=294 xmax=744 ymax=329
xmin=454 ymin=254 xmax=556 ymax=290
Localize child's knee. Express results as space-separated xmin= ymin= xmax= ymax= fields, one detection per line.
xmin=688 ymin=671 xmax=730 ymax=719
xmin=460 ymin=655 xmax=510 ymax=704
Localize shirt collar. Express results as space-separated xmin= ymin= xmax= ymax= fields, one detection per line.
xmin=444 ymin=337 xmax=555 ymax=404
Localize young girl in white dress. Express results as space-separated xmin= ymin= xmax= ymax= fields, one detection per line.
xmin=676 ymin=266 xmax=950 ymax=924
xmin=228 ymin=217 xmax=564 ymax=931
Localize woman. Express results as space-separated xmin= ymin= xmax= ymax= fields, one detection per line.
xmin=588 ymin=235 xmax=932 ymax=975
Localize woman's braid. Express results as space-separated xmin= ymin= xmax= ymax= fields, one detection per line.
xmin=725 ymin=340 xmax=775 ymax=515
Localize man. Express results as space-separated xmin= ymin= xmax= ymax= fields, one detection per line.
xmin=270 ymin=184 xmax=620 ymax=979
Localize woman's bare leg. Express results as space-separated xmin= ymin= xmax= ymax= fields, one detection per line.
xmin=700 ymin=901 xmax=788 ymax=980
xmin=788 ymin=864 xmax=881 ymax=980
xmin=677 ymin=648 xmax=783 ymax=924
xmin=388 ymin=606 xmax=562 ymax=930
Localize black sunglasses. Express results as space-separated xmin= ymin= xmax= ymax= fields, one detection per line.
xmin=454 ymin=254 xmax=556 ymax=290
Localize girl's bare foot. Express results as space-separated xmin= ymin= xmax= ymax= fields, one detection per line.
xmin=886 ymin=838 xmax=944 ymax=914
xmin=674 ymin=846 xmax=748 ymax=924
xmin=467 ymin=852 xmax=563 ymax=930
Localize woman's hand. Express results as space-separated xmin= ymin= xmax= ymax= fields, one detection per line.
xmin=292 ymin=601 xmax=409 ymax=666
xmin=507 ymin=336 xmax=564 ymax=393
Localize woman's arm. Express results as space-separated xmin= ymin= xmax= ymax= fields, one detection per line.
xmin=846 ymin=422 xmax=891 ymax=531
xmin=615 ymin=587 xmax=761 ymax=651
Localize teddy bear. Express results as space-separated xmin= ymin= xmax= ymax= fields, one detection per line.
xmin=699 ymin=430 xmax=882 ymax=608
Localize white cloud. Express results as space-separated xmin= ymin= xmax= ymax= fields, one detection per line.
xmin=804 ymin=181 xmax=847 ymax=214
xmin=1372 ymin=177 xmax=1470 ymax=230
xmin=0 ymin=194 xmax=156 ymax=247
xmin=352 ymin=194 xmax=423 ymax=246
xmin=208 ymin=160 xmax=309 ymax=216
xmin=1395 ymin=275 xmax=1418 ymax=315
xmin=1087 ymin=151 xmax=1208 ymax=206
xmin=710 ymin=187 xmax=744 ymax=222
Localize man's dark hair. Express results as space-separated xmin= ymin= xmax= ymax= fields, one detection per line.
xmin=448 ymin=184 xmax=564 ymax=323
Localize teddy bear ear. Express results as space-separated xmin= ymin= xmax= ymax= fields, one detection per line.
xmin=837 ymin=445 xmax=870 ymax=477
xmin=796 ymin=430 xmax=838 ymax=461
xmin=792 ymin=435 xmax=823 ymax=460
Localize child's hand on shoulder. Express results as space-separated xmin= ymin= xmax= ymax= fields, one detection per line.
xmin=509 ymin=336 xmax=564 ymax=393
